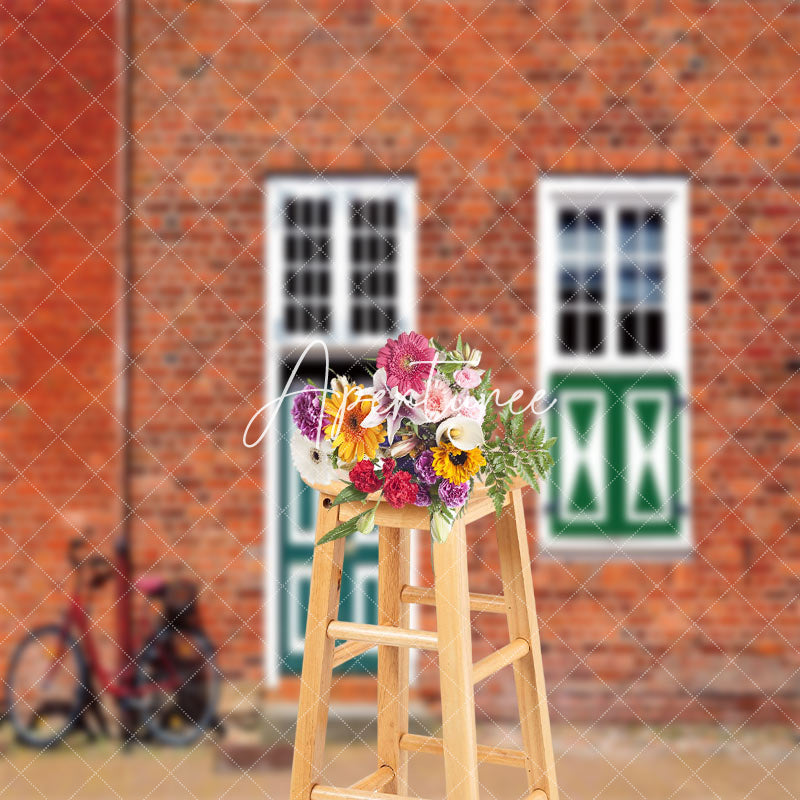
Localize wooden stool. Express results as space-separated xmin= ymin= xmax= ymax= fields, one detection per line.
xmin=289 ymin=479 xmax=558 ymax=800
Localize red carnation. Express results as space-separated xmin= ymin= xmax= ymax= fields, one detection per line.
xmin=349 ymin=460 xmax=383 ymax=493
xmin=383 ymin=471 xmax=418 ymax=509
xmin=381 ymin=457 xmax=396 ymax=479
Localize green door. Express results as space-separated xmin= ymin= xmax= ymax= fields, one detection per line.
xmin=548 ymin=373 xmax=683 ymax=539
xmin=278 ymin=377 xmax=379 ymax=677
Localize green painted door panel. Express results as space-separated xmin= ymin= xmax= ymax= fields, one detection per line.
xmin=278 ymin=383 xmax=378 ymax=676
xmin=548 ymin=372 xmax=683 ymax=539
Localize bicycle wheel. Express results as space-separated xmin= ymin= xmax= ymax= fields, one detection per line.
xmin=4 ymin=624 xmax=89 ymax=748
xmin=134 ymin=627 xmax=220 ymax=746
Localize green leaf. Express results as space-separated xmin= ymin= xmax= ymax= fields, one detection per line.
xmin=330 ymin=484 xmax=369 ymax=506
xmin=316 ymin=516 xmax=359 ymax=544
xmin=317 ymin=507 xmax=375 ymax=544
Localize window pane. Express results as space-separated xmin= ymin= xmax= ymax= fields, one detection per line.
xmin=282 ymin=197 xmax=332 ymax=335
xmin=643 ymin=211 xmax=663 ymax=253
xmin=644 ymin=310 xmax=664 ymax=354
xmin=350 ymin=199 xmax=399 ymax=335
xmin=619 ymin=312 xmax=639 ymax=353
xmin=616 ymin=207 xmax=666 ymax=356
xmin=556 ymin=208 xmax=606 ymax=356
xmin=619 ymin=210 xmax=638 ymax=252
xmin=620 ymin=263 xmax=638 ymax=305
xmin=644 ymin=263 xmax=663 ymax=304
xmin=559 ymin=210 xmax=579 ymax=252
xmin=585 ymin=311 xmax=604 ymax=353
xmin=559 ymin=310 xmax=579 ymax=354
xmin=559 ymin=267 xmax=580 ymax=304
xmin=584 ymin=209 xmax=603 ymax=252
xmin=585 ymin=265 xmax=604 ymax=304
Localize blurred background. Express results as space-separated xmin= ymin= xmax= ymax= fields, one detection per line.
xmin=1 ymin=0 xmax=799 ymax=798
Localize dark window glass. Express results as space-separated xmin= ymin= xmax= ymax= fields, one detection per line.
xmin=559 ymin=311 xmax=579 ymax=354
xmin=644 ymin=311 xmax=664 ymax=354
xmin=619 ymin=312 xmax=638 ymax=354
xmin=282 ymin=196 xmax=331 ymax=334
xmin=349 ymin=198 xmax=400 ymax=335
xmin=585 ymin=311 xmax=603 ymax=352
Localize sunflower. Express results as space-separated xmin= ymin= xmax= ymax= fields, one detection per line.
xmin=324 ymin=385 xmax=385 ymax=463
xmin=431 ymin=443 xmax=486 ymax=484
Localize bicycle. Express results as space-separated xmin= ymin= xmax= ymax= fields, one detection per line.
xmin=4 ymin=536 xmax=221 ymax=748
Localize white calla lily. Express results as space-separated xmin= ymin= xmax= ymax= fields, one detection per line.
xmin=435 ymin=416 xmax=484 ymax=450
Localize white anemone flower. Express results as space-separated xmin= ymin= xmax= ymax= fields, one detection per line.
xmin=435 ymin=416 xmax=484 ymax=450
xmin=290 ymin=430 xmax=336 ymax=486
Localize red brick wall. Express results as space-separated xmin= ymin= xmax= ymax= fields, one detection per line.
xmin=0 ymin=0 xmax=124 ymax=672
xmin=126 ymin=0 xmax=800 ymax=723
xmin=3 ymin=0 xmax=799 ymax=726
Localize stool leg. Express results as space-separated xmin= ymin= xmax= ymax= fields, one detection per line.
xmin=377 ymin=526 xmax=411 ymax=794
xmin=433 ymin=518 xmax=480 ymax=800
xmin=290 ymin=498 xmax=346 ymax=800
xmin=496 ymin=489 xmax=559 ymax=800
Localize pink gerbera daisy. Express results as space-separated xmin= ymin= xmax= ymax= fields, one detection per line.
xmin=376 ymin=332 xmax=436 ymax=395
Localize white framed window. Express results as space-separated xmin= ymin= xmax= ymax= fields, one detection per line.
xmin=537 ymin=176 xmax=690 ymax=555
xmin=539 ymin=176 xmax=688 ymax=376
xmin=266 ymin=176 xmax=416 ymax=347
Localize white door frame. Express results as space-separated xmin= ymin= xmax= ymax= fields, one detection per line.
xmin=263 ymin=175 xmax=418 ymax=686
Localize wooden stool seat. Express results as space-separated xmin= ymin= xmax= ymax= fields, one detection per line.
xmin=289 ymin=480 xmax=559 ymax=800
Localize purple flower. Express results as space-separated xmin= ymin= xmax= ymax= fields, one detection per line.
xmin=414 ymin=485 xmax=432 ymax=507
xmin=291 ymin=385 xmax=329 ymax=441
xmin=438 ymin=479 xmax=470 ymax=509
xmin=414 ymin=450 xmax=437 ymax=485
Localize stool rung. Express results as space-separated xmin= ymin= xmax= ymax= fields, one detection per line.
xmin=526 ymin=792 xmax=548 ymax=800
xmin=312 ymin=787 xmax=428 ymax=800
xmin=400 ymin=585 xmax=507 ymax=615
xmin=350 ymin=765 xmax=394 ymax=791
xmin=399 ymin=733 xmax=528 ymax=767
xmin=472 ymin=638 xmax=530 ymax=684
xmin=327 ymin=620 xmax=438 ymax=650
xmin=332 ymin=640 xmax=374 ymax=668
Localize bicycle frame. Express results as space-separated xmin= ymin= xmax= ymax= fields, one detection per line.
xmin=57 ymin=581 xmax=183 ymax=703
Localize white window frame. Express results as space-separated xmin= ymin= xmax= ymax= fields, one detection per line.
xmin=537 ymin=175 xmax=691 ymax=556
xmin=263 ymin=175 xmax=419 ymax=685
xmin=266 ymin=176 xmax=416 ymax=349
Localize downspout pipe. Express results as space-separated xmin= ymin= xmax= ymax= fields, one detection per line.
xmin=117 ymin=0 xmax=136 ymax=698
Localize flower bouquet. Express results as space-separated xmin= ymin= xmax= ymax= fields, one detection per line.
xmin=289 ymin=332 xmax=555 ymax=544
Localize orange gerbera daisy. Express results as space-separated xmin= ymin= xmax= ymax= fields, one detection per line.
xmin=324 ymin=385 xmax=385 ymax=463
